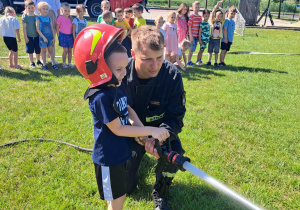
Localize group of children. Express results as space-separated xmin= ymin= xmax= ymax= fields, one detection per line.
xmin=0 ymin=0 xmax=237 ymax=71
xmin=0 ymin=1 xmax=87 ymax=70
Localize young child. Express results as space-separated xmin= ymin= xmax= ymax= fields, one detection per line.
xmin=124 ymin=7 xmax=134 ymax=28
xmin=73 ymin=24 xmax=169 ymax=210
xmin=23 ymin=0 xmax=42 ymax=69
xmin=97 ymin=0 xmax=114 ymax=25
xmin=56 ymin=3 xmax=74 ymax=68
xmin=114 ymin=8 xmax=132 ymax=57
xmin=207 ymin=1 xmax=225 ymax=66
xmin=163 ymin=11 xmax=178 ymax=62
xmin=176 ymin=3 xmax=189 ymax=45
xmin=219 ymin=6 xmax=236 ymax=66
xmin=72 ymin=4 xmax=87 ymax=40
xmin=101 ymin=11 xmax=113 ymax=24
xmin=172 ymin=40 xmax=191 ymax=71
xmin=196 ymin=9 xmax=211 ymax=65
xmin=0 ymin=7 xmax=23 ymax=68
xmin=154 ymin=15 xmax=166 ymax=41
xmin=186 ymin=1 xmax=202 ymax=67
xmin=36 ymin=2 xmax=58 ymax=70
xmin=132 ymin=3 xmax=146 ymax=29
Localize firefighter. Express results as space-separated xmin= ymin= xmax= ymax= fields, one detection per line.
xmin=124 ymin=25 xmax=186 ymax=210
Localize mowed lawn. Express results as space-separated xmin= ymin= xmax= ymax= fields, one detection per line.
xmin=0 ymin=16 xmax=299 ymax=209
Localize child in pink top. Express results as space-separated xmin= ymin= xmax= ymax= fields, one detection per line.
xmin=56 ymin=3 xmax=74 ymax=68
xmin=176 ymin=3 xmax=189 ymax=44
xmin=163 ymin=11 xmax=178 ymax=62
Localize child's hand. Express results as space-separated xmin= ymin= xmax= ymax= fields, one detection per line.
xmin=217 ymin=1 xmax=223 ymax=6
xmin=181 ymin=66 xmax=186 ymax=71
xmin=43 ymin=37 xmax=48 ymax=43
xmin=25 ymin=37 xmax=29 ymax=43
xmin=52 ymin=39 xmax=55 ymax=45
xmin=199 ymin=40 xmax=203 ymax=45
xmin=135 ymin=136 xmax=147 ymax=146
xmin=224 ymin=38 xmax=228 ymax=43
xmin=151 ymin=127 xmax=170 ymax=143
xmin=18 ymin=38 xmax=21 ymax=42
xmin=189 ymin=36 xmax=193 ymax=43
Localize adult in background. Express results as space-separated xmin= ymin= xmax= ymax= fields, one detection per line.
xmin=123 ymin=25 xmax=186 ymax=210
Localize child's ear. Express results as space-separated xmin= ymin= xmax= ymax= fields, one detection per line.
xmin=131 ymin=49 xmax=136 ymax=59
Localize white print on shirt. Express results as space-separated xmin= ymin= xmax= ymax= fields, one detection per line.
xmin=116 ymin=96 xmax=129 ymax=125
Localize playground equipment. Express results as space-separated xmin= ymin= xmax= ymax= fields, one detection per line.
xmin=256 ymin=0 xmax=274 ymax=26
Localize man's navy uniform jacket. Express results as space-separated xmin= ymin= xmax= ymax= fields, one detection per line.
xmin=123 ymin=58 xmax=186 ymax=141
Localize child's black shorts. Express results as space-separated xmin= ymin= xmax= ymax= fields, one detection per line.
xmin=26 ymin=37 xmax=41 ymax=54
xmin=94 ymin=162 xmax=127 ymax=201
xmin=3 ymin=37 xmax=18 ymax=52
xmin=221 ymin=42 xmax=232 ymax=51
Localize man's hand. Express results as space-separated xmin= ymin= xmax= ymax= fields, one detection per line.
xmin=135 ymin=136 xmax=147 ymax=146
xmin=145 ymin=137 xmax=160 ymax=159
xmin=151 ymin=127 xmax=170 ymax=144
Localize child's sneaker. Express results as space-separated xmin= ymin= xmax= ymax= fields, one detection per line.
xmin=214 ymin=63 xmax=219 ymax=67
xmin=62 ymin=63 xmax=68 ymax=69
xmin=196 ymin=59 xmax=202 ymax=65
xmin=42 ymin=65 xmax=47 ymax=70
xmin=30 ymin=62 xmax=36 ymax=69
xmin=186 ymin=61 xmax=195 ymax=67
xmin=36 ymin=60 xmax=43 ymax=66
xmin=219 ymin=62 xmax=227 ymax=67
xmin=206 ymin=61 xmax=211 ymax=66
xmin=68 ymin=63 xmax=74 ymax=68
xmin=52 ymin=65 xmax=58 ymax=70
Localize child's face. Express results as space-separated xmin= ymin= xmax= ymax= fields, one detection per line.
xmin=62 ymin=6 xmax=70 ymax=17
xmin=181 ymin=6 xmax=188 ymax=15
xmin=40 ymin=5 xmax=49 ymax=16
xmin=216 ymin=12 xmax=223 ymax=21
xmin=133 ymin=9 xmax=142 ymax=18
xmin=155 ymin=18 xmax=163 ymax=28
xmin=193 ymin=4 xmax=200 ymax=12
xmin=181 ymin=45 xmax=190 ymax=52
xmin=228 ymin=11 xmax=236 ymax=19
xmin=26 ymin=5 xmax=35 ymax=14
xmin=104 ymin=16 xmax=113 ymax=23
xmin=115 ymin=12 xmax=123 ymax=22
xmin=168 ymin=13 xmax=176 ymax=24
xmin=102 ymin=3 xmax=110 ymax=11
xmin=107 ymin=52 xmax=128 ymax=87
xmin=203 ymin=13 xmax=209 ymax=22
xmin=77 ymin=8 xmax=84 ymax=18
xmin=124 ymin=12 xmax=133 ymax=19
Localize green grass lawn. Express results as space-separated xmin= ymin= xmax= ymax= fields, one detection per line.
xmin=0 ymin=17 xmax=299 ymax=209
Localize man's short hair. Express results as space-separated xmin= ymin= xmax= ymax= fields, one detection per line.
xmin=124 ymin=7 xmax=133 ymax=13
xmin=132 ymin=3 xmax=143 ymax=13
xmin=102 ymin=10 xmax=112 ymax=20
xmin=114 ymin=8 xmax=123 ymax=14
xmin=131 ymin=25 xmax=164 ymax=52
xmin=228 ymin=6 xmax=237 ymax=13
xmin=25 ymin=0 xmax=35 ymax=7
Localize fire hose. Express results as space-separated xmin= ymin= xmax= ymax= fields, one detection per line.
xmin=154 ymin=139 xmax=262 ymax=210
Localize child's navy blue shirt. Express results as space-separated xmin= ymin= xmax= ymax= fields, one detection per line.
xmin=89 ymin=83 xmax=131 ymax=166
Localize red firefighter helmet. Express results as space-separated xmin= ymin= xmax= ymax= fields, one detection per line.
xmin=73 ymin=24 xmax=125 ymax=88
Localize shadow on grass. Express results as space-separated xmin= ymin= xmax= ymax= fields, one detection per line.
xmin=181 ymin=66 xmax=226 ymax=81
xmin=0 ymin=66 xmax=82 ymax=82
xmin=129 ymin=155 xmax=247 ymax=210
xmin=200 ymin=64 xmax=288 ymax=74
